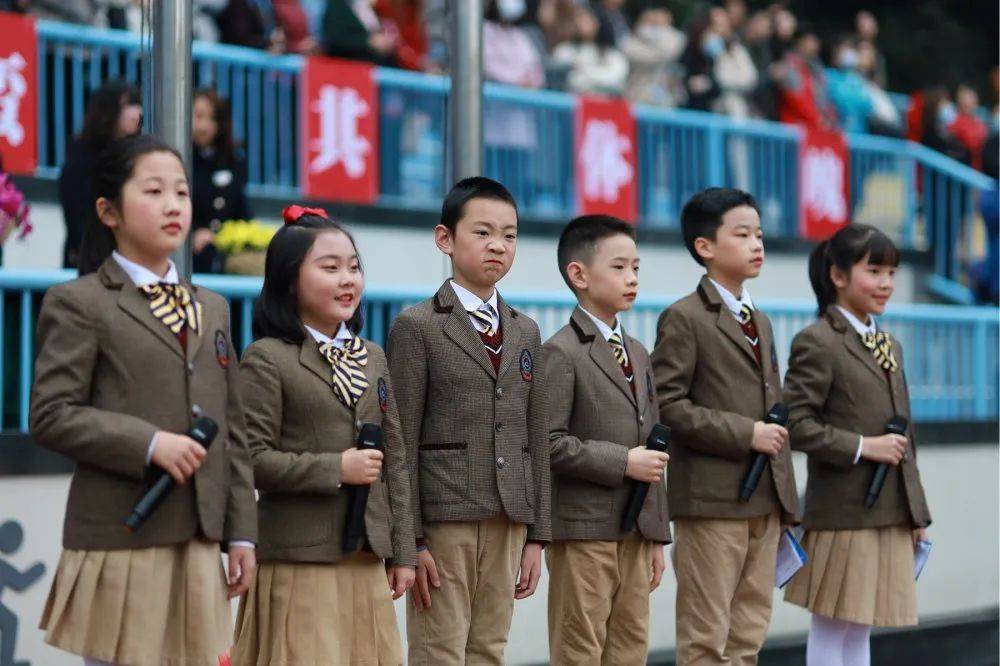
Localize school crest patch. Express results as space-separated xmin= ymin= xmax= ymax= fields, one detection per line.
xmin=519 ymin=348 xmax=533 ymax=382
xmin=377 ymin=377 xmax=388 ymax=413
xmin=214 ymin=330 xmax=229 ymax=368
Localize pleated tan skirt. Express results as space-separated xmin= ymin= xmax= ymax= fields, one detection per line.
xmin=231 ymin=553 xmax=403 ymax=666
xmin=784 ymin=525 xmax=918 ymax=627
xmin=40 ymin=539 xmax=232 ymax=666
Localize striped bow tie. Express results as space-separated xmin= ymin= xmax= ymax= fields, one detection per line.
xmin=319 ymin=335 xmax=370 ymax=408
xmin=608 ymin=331 xmax=628 ymax=367
xmin=861 ymin=331 xmax=899 ymax=373
xmin=737 ymin=304 xmax=753 ymax=325
xmin=139 ymin=283 xmax=202 ymax=335
xmin=469 ymin=304 xmax=496 ymax=336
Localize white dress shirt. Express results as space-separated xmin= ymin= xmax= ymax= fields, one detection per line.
xmin=836 ymin=306 xmax=877 ymax=463
xmin=579 ymin=306 xmax=628 ymax=366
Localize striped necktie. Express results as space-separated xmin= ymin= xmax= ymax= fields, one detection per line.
xmin=139 ymin=283 xmax=202 ymax=335
xmin=737 ymin=303 xmax=753 ymax=326
xmin=319 ymin=335 xmax=370 ymax=408
xmin=469 ymin=303 xmax=496 ymax=336
xmin=608 ymin=331 xmax=628 ymax=367
xmin=861 ymin=330 xmax=899 ymax=372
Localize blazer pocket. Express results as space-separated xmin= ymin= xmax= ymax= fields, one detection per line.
xmin=556 ymin=478 xmax=614 ymax=521
xmin=418 ymin=443 xmax=469 ymax=504
xmin=257 ymin=495 xmax=331 ymax=549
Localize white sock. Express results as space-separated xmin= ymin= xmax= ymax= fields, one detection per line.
xmin=843 ymin=621 xmax=872 ymax=666
xmin=807 ymin=613 xmax=849 ymax=666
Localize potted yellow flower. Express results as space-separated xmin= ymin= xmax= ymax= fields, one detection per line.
xmin=214 ymin=219 xmax=278 ymax=275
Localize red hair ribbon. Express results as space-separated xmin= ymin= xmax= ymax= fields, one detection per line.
xmin=282 ymin=204 xmax=329 ymax=225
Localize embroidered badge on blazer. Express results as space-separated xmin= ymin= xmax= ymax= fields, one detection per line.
xmin=215 ymin=330 xmax=229 ymax=368
xmin=377 ymin=377 xmax=388 ymax=413
xmin=519 ymin=348 xmax=533 ymax=382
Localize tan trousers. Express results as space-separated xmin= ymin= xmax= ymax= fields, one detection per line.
xmin=546 ymin=532 xmax=653 ymax=666
xmin=673 ymin=511 xmax=780 ymax=666
xmin=406 ymin=515 xmax=527 ymax=665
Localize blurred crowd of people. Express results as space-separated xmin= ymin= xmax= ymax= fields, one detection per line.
xmin=6 ymin=0 xmax=997 ymax=173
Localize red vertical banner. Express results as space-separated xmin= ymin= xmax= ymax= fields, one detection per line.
xmin=0 ymin=12 xmax=37 ymax=175
xmin=301 ymin=57 xmax=379 ymax=203
xmin=575 ymin=96 xmax=637 ymax=221
xmin=799 ymin=127 xmax=850 ymax=240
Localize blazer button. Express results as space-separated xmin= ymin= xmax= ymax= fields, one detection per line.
xmin=496 ymin=456 xmax=506 ymax=469
xmin=187 ymin=362 xmax=195 ymax=375
xmin=495 ymin=422 xmax=503 ymax=432
xmin=496 ymin=387 xmax=503 ymax=399
xmin=191 ymin=404 xmax=203 ymax=419
xmin=639 ymin=415 xmax=645 ymax=425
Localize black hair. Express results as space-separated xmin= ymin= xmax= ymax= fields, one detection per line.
xmin=79 ymin=79 xmax=141 ymax=147
xmin=807 ymin=224 xmax=900 ymax=316
xmin=439 ymin=176 xmax=518 ymax=234
xmin=78 ymin=134 xmax=185 ymax=276
xmin=252 ymin=214 xmax=365 ymax=343
xmin=557 ymin=214 xmax=636 ymax=290
xmin=680 ymin=187 xmax=759 ymax=266
xmin=193 ymin=87 xmax=237 ymax=165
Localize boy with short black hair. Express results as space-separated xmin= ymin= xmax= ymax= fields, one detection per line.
xmin=544 ymin=214 xmax=671 ymax=665
xmin=387 ymin=176 xmax=551 ymax=665
xmin=652 ymin=188 xmax=800 ymax=665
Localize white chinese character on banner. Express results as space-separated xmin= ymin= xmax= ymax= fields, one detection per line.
xmin=801 ymin=145 xmax=846 ymax=221
xmin=310 ymin=84 xmax=370 ymax=177
xmin=579 ymin=118 xmax=633 ymax=203
xmin=0 ymin=52 xmax=27 ymax=147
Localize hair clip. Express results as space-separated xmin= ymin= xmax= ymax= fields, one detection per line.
xmin=282 ymin=204 xmax=329 ymax=225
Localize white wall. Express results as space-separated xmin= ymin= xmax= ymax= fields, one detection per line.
xmin=3 ymin=445 xmax=995 ymax=665
xmin=3 ymin=203 xmax=921 ymax=304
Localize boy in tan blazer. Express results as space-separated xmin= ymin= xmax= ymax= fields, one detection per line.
xmin=543 ymin=215 xmax=671 ymax=666
xmin=650 ymin=188 xmax=799 ymax=665
xmin=387 ymin=177 xmax=551 ymax=665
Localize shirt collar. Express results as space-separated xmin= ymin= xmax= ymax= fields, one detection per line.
xmin=450 ymin=279 xmax=498 ymax=315
xmin=708 ymin=277 xmax=754 ymax=317
xmin=112 ymin=251 xmax=179 ymax=288
xmin=304 ymin=322 xmax=353 ymax=348
xmin=579 ymin=306 xmax=623 ymax=342
xmin=835 ymin=306 xmax=877 ymax=336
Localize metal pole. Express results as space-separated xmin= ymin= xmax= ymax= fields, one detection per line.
xmin=152 ymin=0 xmax=194 ymax=278
xmin=447 ymin=0 xmax=483 ymax=183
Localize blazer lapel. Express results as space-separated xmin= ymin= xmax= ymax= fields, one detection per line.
xmin=103 ymin=259 xmax=185 ymax=360
xmin=625 ymin=334 xmax=649 ymax=408
xmin=299 ymin=338 xmax=334 ymax=387
xmin=496 ymin=295 xmax=522 ymax=379
xmin=436 ymin=283 xmax=497 ymax=379
xmin=182 ymin=280 xmax=205 ymax=366
xmin=699 ymin=276 xmax=759 ymax=367
xmin=572 ymin=308 xmax=635 ymax=406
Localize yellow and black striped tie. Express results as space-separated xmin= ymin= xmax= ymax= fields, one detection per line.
xmin=319 ymin=335 xmax=370 ymax=408
xmin=469 ymin=304 xmax=495 ymax=336
xmin=861 ymin=331 xmax=899 ymax=372
xmin=139 ymin=283 xmax=202 ymax=335
xmin=608 ymin=331 xmax=628 ymax=368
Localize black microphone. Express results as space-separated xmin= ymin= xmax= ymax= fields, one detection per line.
xmin=621 ymin=424 xmax=671 ymax=532
xmin=125 ymin=417 xmax=218 ymax=532
xmin=865 ymin=416 xmax=908 ymax=508
xmin=739 ymin=403 xmax=789 ymax=502
xmin=343 ymin=423 xmax=383 ymax=554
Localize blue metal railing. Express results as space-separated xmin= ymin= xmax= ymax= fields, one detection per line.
xmin=29 ymin=20 xmax=997 ymax=292
xmin=2 ymin=269 xmax=996 ymax=432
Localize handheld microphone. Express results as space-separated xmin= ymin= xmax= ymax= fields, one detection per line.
xmin=739 ymin=403 xmax=789 ymax=502
xmin=125 ymin=417 xmax=218 ymax=532
xmin=621 ymin=424 xmax=671 ymax=532
xmin=343 ymin=423 xmax=383 ymax=554
xmin=865 ymin=416 xmax=908 ymax=509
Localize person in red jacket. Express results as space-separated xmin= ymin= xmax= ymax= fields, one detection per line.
xmin=949 ymin=84 xmax=988 ymax=171
xmin=776 ymin=25 xmax=838 ymax=130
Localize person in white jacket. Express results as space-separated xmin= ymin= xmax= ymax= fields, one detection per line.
xmin=710 ymin=7 xmax=758 ymax=119
xmin=622 ymin=7 xmax=687 ymax=107
xmin=551 ymin=4 xmax=628 ymax=97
